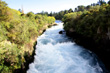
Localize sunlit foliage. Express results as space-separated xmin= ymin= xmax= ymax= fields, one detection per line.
xmin=63 ymin=4 xmax=110 ymax=42
xmin=0 ymin=1 xmax=55 ymax=73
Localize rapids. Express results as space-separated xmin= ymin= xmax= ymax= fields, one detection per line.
xmin=27 ymin=20 xmax=108 ymax=73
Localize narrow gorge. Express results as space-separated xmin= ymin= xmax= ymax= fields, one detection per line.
xmin=27 ymin=20 xmax=108 ymax=73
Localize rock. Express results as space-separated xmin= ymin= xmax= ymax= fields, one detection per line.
xmin=53 ymin=23 xmax=58 ymax=26
xmin=59 ymin=31 xmax=63 ymax=34
xmin=59 ymin=30 xmax=65 ymax=34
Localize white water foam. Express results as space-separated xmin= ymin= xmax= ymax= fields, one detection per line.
xmin=27 ymin=21 xmax=105 ymax=73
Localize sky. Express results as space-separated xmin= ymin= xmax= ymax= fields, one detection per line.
xmin=2 ymin=0 xmax=109 ymax=14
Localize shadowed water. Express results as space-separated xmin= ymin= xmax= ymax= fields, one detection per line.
xmin=27 ymin=20 xmax=108 ymax=73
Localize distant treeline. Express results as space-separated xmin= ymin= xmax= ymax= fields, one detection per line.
xmin=38 ymin=0 xmax=109 ymax=20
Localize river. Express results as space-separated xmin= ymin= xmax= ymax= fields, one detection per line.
xmin=27 ymin=20 xmax=108 ymax=73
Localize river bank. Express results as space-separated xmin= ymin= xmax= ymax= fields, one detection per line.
xmin=61 ymin=4 xmax=110 ymax=72
xmin=0 ymin=1 xmax=56 ymax=72
xmin=13 ymin=23 xmax=58 ymax=73
xmin=64 ymin=31 xmax=110 ymax=72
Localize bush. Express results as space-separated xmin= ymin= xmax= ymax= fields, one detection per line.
xmin=63 ymin=4 xmax=110 ymax=40
xmin=0 ymin=41 xmax=23 ymax=73
xmin=0 ymin=1 xmax=55 ymax=73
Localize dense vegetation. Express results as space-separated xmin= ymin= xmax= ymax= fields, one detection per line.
xmin=49 ymin=9 xmax=73 ymax=20
xmin=62 ymin=1 xmax=110 ymax=71
xmin=37 ymin=8 xmax=73 ymax=20
xmin=63 ymin=3 xmax=110 ymax=42
xmin=0 ymin=1 xmax=55 ymax=73
xmin=1 ymin=0 xmax=110 ymax=72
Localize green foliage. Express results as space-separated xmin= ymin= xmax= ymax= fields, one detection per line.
xmin=26 ymin=12 xmax=35 ymax=18
xmin=98 ymin=0 xmax=106 ymax=5
xmin=0 ymin=1 xmax=13 ymax=21
xmin=0 ymin=22 xmax=8 ymax=42
xmin=63 ymin=4 xmax=110 ymax=41
xmin=108 ymin=1 xmax=110 ymax=5
xmin=0 ymin=1 xmax=55 ymax=73
xmin=48 ymin=4 xmax=100 ymax=20
xmin=47 ymin=8 xmax=74 ymax=20
xmin=62 ymin=12 xmax=82 ymax=31
xmin=0 ymin=41 xmax=22 ymax=73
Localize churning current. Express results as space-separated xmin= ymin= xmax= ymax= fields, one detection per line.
xmin=27 ymin=20 xmax=108 ymax=73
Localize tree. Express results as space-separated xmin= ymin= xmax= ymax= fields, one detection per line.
xmin=64 ymin=10 xmax=68 ymax=14
xmin=26 ymin=12 xmax=35 ymax=18
xmin=0 ymin=0 xmax=13 ymax=21
xmin=108 ymin=0 xmax=110 ymax=5
xmin=98 ymin=0 xmax=106 ymax=5
xmin=74 ymin=8 xmax=77 ymax=12
xmin=86 ymin=5 xmax=92 ymax=10
xmin=77 ymin=5 xmax=85 ymax=12
xmin=68 ymin=8 xmax=73 ymax=13
xmin=49 ymin=11 xmax=53 ymax=16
